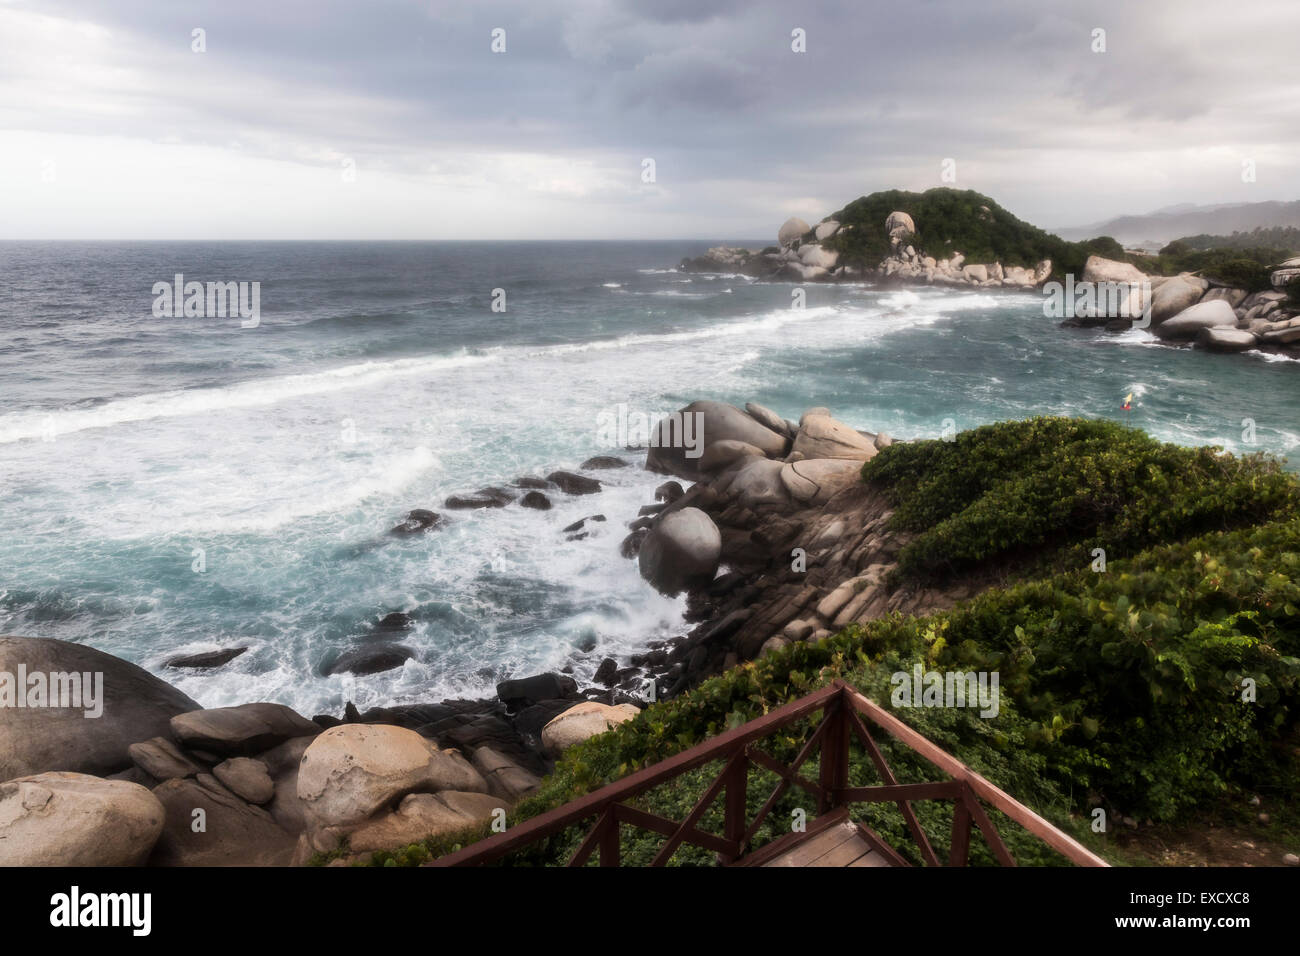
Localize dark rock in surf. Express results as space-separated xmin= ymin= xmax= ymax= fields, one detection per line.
xmin=165 ymin=647 xmax=248 ymax=670
xmin=390 ymin=509 xmax=444 ymax=534
xmin=580 ymin=456 xmax=629 ymax=470
xmin=547 ymin=471 xmax=602 ymax=495
xmin=325 ymin=644 xmax=414 ymax=676
xmin=520 ymin=491 xmax=553 ymax=510
xmin=445 ymin=487 xmax=516 ymax=510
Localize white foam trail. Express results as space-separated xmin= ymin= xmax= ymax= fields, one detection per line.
xmin=0 ymin=298 xmax=922 ymax=444
xmin=0 ymin=351 xmax=496 ymax=444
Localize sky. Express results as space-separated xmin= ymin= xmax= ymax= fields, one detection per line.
xmin=1 ymin=0 xmax=1297 ymax=240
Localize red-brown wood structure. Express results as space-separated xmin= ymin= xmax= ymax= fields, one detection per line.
xmin=430 ymin=679 xmax=1109 ymax=868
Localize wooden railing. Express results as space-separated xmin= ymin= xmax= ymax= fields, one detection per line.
xmin=430 ymin=680 xmax=1109 ymax=867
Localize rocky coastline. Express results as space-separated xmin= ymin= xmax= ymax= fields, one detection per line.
xmin=681 ymin=209 xmax=1300 ymax=359
xmin=0 ymin=394 xmax=986 ymax=867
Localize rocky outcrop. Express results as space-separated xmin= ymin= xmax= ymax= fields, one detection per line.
xmin=294 ymin=723 xmax=502 ymax=859
xmin=540 ymin=701 xmax=640 ymax=756
xmin=0 ymin=635 xmax=201 ymax=780
xmin=0 ymin=772 xmax=165 ymax=866
xmin=638 ymin=507 xmax=723 ymax=595
xmin=621 ymin=400 xmax=989 ymax=701
xmin=647 ymin=399 xmax=789 ymax=481
xmin=170 ymin=702 xmax=321 ymax=757
xmin=679 ymin=210 xmax=1051 ymax=291
xmin=1155 ymin=299 xmax=1238 ymax=340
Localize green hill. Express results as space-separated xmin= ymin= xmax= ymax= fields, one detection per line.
xmin=822 ymin=187 xmax=1123 ymax=277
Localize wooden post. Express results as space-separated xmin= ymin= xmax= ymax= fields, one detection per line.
xmin=720 ymin=751 xmax=749 ymax=863
xmin=818 ymin=690 xmax=850 ymax=813
xmin=949 ymin=793 xmax=973 ymax=867
xmin=598 ymin=810 xmax=620 ymax=867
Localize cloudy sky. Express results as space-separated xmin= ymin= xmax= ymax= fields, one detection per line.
xmin=1 ymin=0 xmax=1297 ymax=239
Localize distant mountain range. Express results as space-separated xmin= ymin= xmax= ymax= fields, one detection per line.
xmin=1055 ymin=200 xmax=1300 ymax=248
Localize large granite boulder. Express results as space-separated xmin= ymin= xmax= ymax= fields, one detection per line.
xmin=1197 ymin=327 xmax=1258 ymax=353
xmin=541 ymin=702 xmax=640 ymax=756
xmin=0 ymin=636 xmax=200 ymax=780
xmin=1150 ymin=275 xmax=1209 ymax=325
xmin=149 ymin=775 xmax=294 ymax=866
xmin=717 ymin=457 xmax=791 ymax=509
xmin=792 ymin=415 xmax=878 ymax=461
xmin=1270 ymin=256 xmax=1300 ymax=290
xmin=637 ymin=507 xmax=722 ymax=596
xmin=698 ymin=439 xmax=764 ymax=473
xmin=780 ymin=458 xmax=864 ymax=505
xmin=170 ymin=702 xmax=321 ymax=757
xmin=318 ymin=790 xmax=504 ymax=855
xmin=1155 ymin=299 xmax=1238 ymax=340
xmin=0 ymin=772 xmax=165 ymax=866
xmin=296 ymin=724 xmax=487 ymax=830
xmin=885 ymin=211 xmax=915 ymax=244
xmin=778 ymin=217 xmax=810 ymax=246
xmin=646 ymin=400 xmax=787 ymax=481
xmin=1081 ymin=255 xmax=1147 ymax=285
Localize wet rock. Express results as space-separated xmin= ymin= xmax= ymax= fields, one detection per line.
xmin=374 ymin=611 xmax=413 ymax=632
xmin=647 ymin=401 xmax=787 ymax=481
xmin=520 ymin=490 xmax=553 ymax=510
xmin=620 ymin=528 xmax=648 ymax=558
xmin=513 ymin=476 xmax=553 ymax=490
xmin=164 ymin=647 xmax=248 ymax=669
xmin=594 ymin=657 xmax=619 ymax=686
xmin=325 ymin=643 xmax=414 ymax=676
xmin=389 ymin=509 xmax=444 ymax=534
xmin=496 ymin=672 xmax=578 ymax=706
xmin=656 ymin=481 xmax=685 ymax=503
xmin=445 ymin=487 xmax=516 ymax=510
xmin=562 ymin=515 xmax=606 ymax=533
xmin=638 ymin=507 xmax=722 ymax=595
xmin=547 ymin=471 xmax=602 ymax=495
xmin=580 ymin=456 xmax=629 ymax=469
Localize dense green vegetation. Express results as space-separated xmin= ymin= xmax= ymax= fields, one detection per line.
xmin=822 ymin=187 xmax=1122 ymax=278
xmin=821 ymin=187 xmax=1297 ymax=293
xmin=861 ymin=417 xmax=1297 ymax=584
xmin=1173 ymin=226 xmax=1300 ymax=254
xmin=1136 ymin=240 xmax=1294 ymax=292
xmin=362 ymin=419 xmax=1300 ymax=867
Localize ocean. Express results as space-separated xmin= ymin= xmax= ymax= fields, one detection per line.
xmin=1 ymin=240 xmax=1297 ymax=716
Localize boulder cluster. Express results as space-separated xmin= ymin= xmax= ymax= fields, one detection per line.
xmin=0 ymin=635 xmax=643 ymax=866
xmin=624 ymin=401 xmax=979 ymax=698
xmin=1071 ymin=255 xmax=1300 ymax=355
xmin=679 ymin=209 xmax=1051 ymax=289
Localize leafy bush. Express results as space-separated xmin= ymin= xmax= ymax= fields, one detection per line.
xmin=861 ymin=417 xmax=1297 ymax=583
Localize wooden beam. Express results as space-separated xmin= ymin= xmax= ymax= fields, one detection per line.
xmin=430 ymin=683 xmax=841 ymax=866
xmin=741 ymin=711 xmax=833 ymax=847
xmin=650 ymin=750 xmax=741 ymax=866
xmin=614 ymin=803 xmax=737 ymax=858
xmin=838 ymin=781 xmax=964 ymax=804
xmin=846 ymin=705 xmax=942 ymax=867
xmin=746 ymin=747 xmax=824 ymax=803
xmin=841 ymin=684 xmax=1109 ymax=867
xmin=948 ymin=797 xmax=972 ymax=867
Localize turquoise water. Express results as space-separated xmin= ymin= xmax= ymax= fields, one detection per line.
xmin=1 ymin=241 xmax=1296 ymax=715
